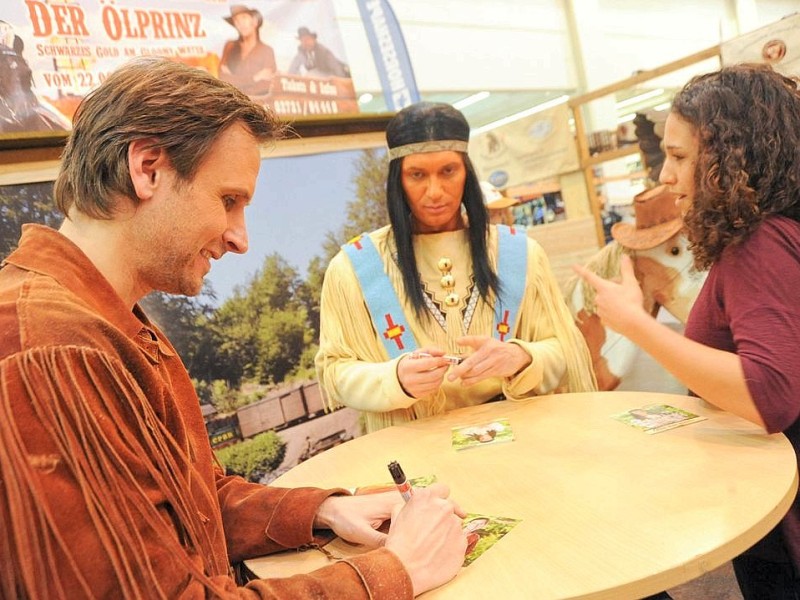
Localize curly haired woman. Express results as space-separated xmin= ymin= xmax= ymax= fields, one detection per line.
xmin=577 ymin=63 xmax=800 ymax=598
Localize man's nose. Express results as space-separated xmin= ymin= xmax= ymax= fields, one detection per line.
xmin=223 ymin=213 xmax=249 ymax=254
xmin=427 ymin=177 xmax=444 ymax=199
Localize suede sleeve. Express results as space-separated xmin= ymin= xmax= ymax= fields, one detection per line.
xmin=216 ymin=470 xmax=350 ymax=561
xmin=239 ymin=549 xmax=413 ymax=599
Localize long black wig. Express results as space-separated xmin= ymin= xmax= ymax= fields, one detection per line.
xmin=385 ymin=102 xmax=500 ymax=318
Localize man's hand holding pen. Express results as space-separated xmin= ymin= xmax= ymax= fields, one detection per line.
xmin=385 ymin=482 xmax=468 ymax=596
xmin=315 ymin=463 xmax=467 ymax=596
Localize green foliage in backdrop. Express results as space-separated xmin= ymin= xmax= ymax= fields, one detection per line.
xmin=0 ymin=181 xmax=62 ymax=260
xmin=215 ymin=430 xmax=286 ymax=483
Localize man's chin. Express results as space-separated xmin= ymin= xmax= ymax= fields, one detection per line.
xmin=183 ymin=281 xmax=204 ymax=297
xmin=168 ymin=277 xmax=204 ymax=298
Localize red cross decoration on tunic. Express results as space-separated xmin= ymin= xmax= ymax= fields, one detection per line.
xmin=383 ymin=313 xmax=406 ymax=350
xmin=347 ymin=234 xmax=364 ymax=250
xmin=509 ymin=226 xmax=517 ymax=235
xmin=496 ymin=309 xmax=511 ymax=341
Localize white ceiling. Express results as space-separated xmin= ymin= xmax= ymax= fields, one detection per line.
xmin=356 ymin=89 xmax=573 ymax=130
xmin=355 ymin=86 xmax=678 ymax=132
xmin=333 ymin=0 xmax=797 ymax=131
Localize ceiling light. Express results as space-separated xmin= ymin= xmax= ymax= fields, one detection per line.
xmin=653 ymin=102 xmax=671 ymax=111
xmin=358 ymin=93 xmax=374 ymax=104
xmin=471 ymin=95 xmax=570 ymax=136
xmin=617 ymin=113 xmax=636 ymax=124
xmin=616 ymin=88 xmax=665 ymax=109
xmin=452 ymin=91 xmax=490 ymax=110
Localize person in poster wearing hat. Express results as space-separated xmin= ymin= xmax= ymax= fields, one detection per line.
xmin=576 ymin=63 xmax=800 ymax=599
xmin=219 ymin=5 xmax=276 ymax=96
xmin=288 ymin=26 xmax=349 ymax=78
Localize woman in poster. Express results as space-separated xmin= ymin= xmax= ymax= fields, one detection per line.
xmin=218 ymin=5 xmax=276 ymax=96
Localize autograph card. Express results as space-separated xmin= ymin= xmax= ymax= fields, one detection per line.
xmin=462 ymin=512 xmax=521 ymax=567
xmin=351 ymin=475 xmax=438 ymax=535
xmin=613 ymin=404 xmax=706 ymax=434
xmin=451 ymin=418 xmax=514 ymax=451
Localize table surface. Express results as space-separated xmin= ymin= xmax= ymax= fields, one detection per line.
xmin=245 ymin=391 xmax=798 ymax=599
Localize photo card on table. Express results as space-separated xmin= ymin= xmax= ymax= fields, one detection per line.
xmin=451 ymin=418 xmax=515 ymax=450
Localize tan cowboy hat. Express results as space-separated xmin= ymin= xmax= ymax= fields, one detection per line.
xmin=480 ymin=181 xmax=516 ymax=210
xmin=611 ymin=184 xmax=683 ymax=250
xmin=224 ymin=5 xmax=263 ymax=28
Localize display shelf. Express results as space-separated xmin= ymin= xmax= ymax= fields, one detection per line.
xmin=594 ymin=168 xmax=648 ymax=185
xmin=567 ymin=44 xmax=721 ymax=246
xmin=585 ymin=144 xmax=641 ymax=167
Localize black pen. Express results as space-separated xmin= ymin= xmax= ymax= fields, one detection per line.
xmin=388 ymin=460 xmax=413 ymax=502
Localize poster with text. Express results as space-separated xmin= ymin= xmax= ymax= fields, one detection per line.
xmin=0 ymin=0 xmax=356 ymax=134
xmin=470 ymin=103 xmax=579 ymax=190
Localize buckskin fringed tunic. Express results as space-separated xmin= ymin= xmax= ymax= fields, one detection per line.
xmin=316 ymin=225 xmax=596 ymax=433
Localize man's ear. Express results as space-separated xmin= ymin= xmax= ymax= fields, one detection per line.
xmin=128 ymin=139 xmax=168 ymax=202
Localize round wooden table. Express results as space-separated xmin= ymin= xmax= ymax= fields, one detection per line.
xmin=245 ymin=391 xmax=798 ymax=599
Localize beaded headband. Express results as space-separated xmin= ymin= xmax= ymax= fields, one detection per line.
xmin=387 ymin=139 xmax=469 ymax=161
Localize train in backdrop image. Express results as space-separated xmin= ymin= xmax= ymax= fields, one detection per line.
xmin=203 ymin=380 xmax=331 ymax=450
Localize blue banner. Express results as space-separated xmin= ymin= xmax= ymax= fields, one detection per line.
xmin=355 ymin=0 xmax=420 ymax=111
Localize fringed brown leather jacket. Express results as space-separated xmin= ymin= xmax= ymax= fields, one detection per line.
xmin=0 ymin=225 xmax=412 ymax=599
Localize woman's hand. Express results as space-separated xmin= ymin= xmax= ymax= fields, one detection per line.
xmin=573 ymin=254 xmax=649 ymax=337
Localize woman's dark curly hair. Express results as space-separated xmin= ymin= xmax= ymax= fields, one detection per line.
xmin=671 ymin=63 xmax=800 ymax=270
xmin=385 ymin=102 xmax=498 ymax=318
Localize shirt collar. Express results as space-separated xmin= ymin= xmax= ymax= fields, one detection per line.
xmin=4 ymin=224 xmax=174 ymax=356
